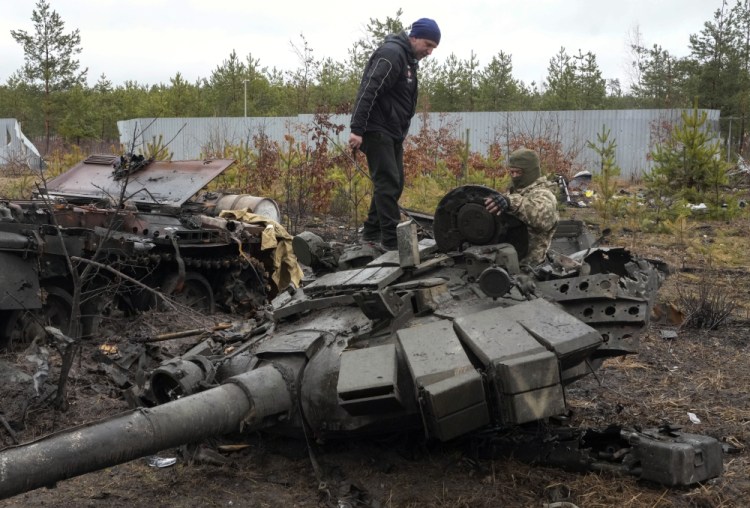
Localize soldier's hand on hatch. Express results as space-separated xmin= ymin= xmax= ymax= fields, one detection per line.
xmin=484 ymin=193 xmax=509 ymax=215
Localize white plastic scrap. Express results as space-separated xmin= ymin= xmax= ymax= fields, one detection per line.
xmin=688 ymin=412 xmax=701 ymax=424
xmin=25 ymin=346 xmax=50 ymax=396
xmin=146 ymin=456 xmax=177 ymax=468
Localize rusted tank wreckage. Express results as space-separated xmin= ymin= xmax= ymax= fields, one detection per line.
xmin=0 ymin=179 xmax=724 ymax=499
xmin=0 ymin=154 xmax=289 ymax=348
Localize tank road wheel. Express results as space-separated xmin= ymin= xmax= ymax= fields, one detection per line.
xmin=40 ymin=286 xmax=74 ymax=333
xmin=0 ymin=286 xmax=74 ymax=351
xmin=162 ymin=272 xmax=216 ymax=314
xmin=0 ymin=311 xmax=26 ymax=350
xmin=433 ymin=184 xmax=529 ymax=259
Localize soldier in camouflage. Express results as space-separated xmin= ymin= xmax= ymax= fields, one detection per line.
xmin=484 ymin=148 xmax=559 ymax=266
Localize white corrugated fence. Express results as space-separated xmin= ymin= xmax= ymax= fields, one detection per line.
xmin=118 ymin=109 xmax=721 ymax=178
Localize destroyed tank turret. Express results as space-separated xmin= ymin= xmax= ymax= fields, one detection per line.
xmin=0 ymin=185 xmax=723 ymax=499
xmin=0 ymin=154 xmax=284 ymax=348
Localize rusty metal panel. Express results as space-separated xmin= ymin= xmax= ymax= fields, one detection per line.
xmin=45 ymin=158 xmax=235 ymax=207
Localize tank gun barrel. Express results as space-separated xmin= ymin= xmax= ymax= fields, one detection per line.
xmin=0 ymin=366 xmax=291 ymax=500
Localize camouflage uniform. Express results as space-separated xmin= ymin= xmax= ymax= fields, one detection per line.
xmin=487 ymin=148 xmax=559 ymax=266
xmin=507 ymin=176 xmax=559 ymax=266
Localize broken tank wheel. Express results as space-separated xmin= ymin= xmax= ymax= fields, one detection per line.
xmin=161 ymin=271 xmax=216 ymax=313
xmin=0 ymin=286 xmax=74 ymax=351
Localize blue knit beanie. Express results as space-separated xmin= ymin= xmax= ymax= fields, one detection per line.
xmin=409 ymin=18 xmax=441 ymax=44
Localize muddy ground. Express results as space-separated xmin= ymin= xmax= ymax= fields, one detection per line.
xmin=0 ymin=212 xmax=749 ymax=508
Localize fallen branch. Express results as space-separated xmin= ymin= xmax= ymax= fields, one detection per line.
xmin=70 ymin=256 xmax=177 ymax=311
xmin=54 ymin=343 xmax=79 ymax=410
xmin=0 ymin=414 xmax=18 ymax=445
xmin=135 ymin=323 xmax=232 ymax=343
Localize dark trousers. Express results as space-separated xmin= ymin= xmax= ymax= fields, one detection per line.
xmin=361 ymin=131 xmax=404 ymax=248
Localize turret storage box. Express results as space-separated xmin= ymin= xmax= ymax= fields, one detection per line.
xmin=454 ymin=299 xmax=601 ymax=424
xmin=398 ymin=320 xmax=489 ymax=441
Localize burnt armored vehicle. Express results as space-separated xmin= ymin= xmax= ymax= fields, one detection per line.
xmin=0 ymin=185 xmax=723 ymax=499
xmin=0 ymin=154 xmax=285 ymax=348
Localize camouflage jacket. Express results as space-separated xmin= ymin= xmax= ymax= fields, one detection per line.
xmin=507 ymin=177 xmax=559 ymax=266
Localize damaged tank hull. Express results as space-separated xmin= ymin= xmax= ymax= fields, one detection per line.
xmin=0 ymin=184 xmax=723 ymax=499
xmin=0 ymin=154 xmax=285 ymax=348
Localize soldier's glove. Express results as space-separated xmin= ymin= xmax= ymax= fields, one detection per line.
xmin=515 ymin=273 xmax=537 ymax=300
xmin=485 ymin=192 xmax=509 ymax=215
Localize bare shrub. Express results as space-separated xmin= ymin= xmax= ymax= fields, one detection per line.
xmin=678 ymin=274 xmax=736 ymax=330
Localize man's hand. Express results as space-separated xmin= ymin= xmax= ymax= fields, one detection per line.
xmin=484 ymin=193 xmax=509 ymax=215
xmin=349 ymin=133 xmax=363 ymax=150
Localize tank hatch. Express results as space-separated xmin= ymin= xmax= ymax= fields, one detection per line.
xmin=44 ymin=157 xmax=235 ymax=207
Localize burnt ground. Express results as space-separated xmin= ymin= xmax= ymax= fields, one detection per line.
xmin=1 ymin=213 xmax=749 ymax=508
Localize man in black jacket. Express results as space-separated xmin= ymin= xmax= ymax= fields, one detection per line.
xmin=348 ymin=18 xmax=441 ymax=250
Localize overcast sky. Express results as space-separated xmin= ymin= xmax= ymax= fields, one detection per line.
xmin=0 ymin=0 xmax=724 ymax=90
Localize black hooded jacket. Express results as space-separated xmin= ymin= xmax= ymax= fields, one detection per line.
xmin=350 ymin=32 xmax=418 ymax=142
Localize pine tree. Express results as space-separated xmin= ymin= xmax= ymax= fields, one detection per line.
xmin=687 ymin=0 xmax=750 ymax=154
xmin=575 ymin=51 xmax=606 ymax=109
xmin=630 ymin=44 xmax=689 ymax=107
xmin=11 ymin=0 xmax=88 ymax=152
xmin=543 ymin=47 xmax=579 ymax=109
xmin=586 ymin=125 xmax=621 ymax=225
xmin=476 ymin=52 xmax=522 ymax=110
xmin=646 ymin=105 xmax=729 ymax=208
